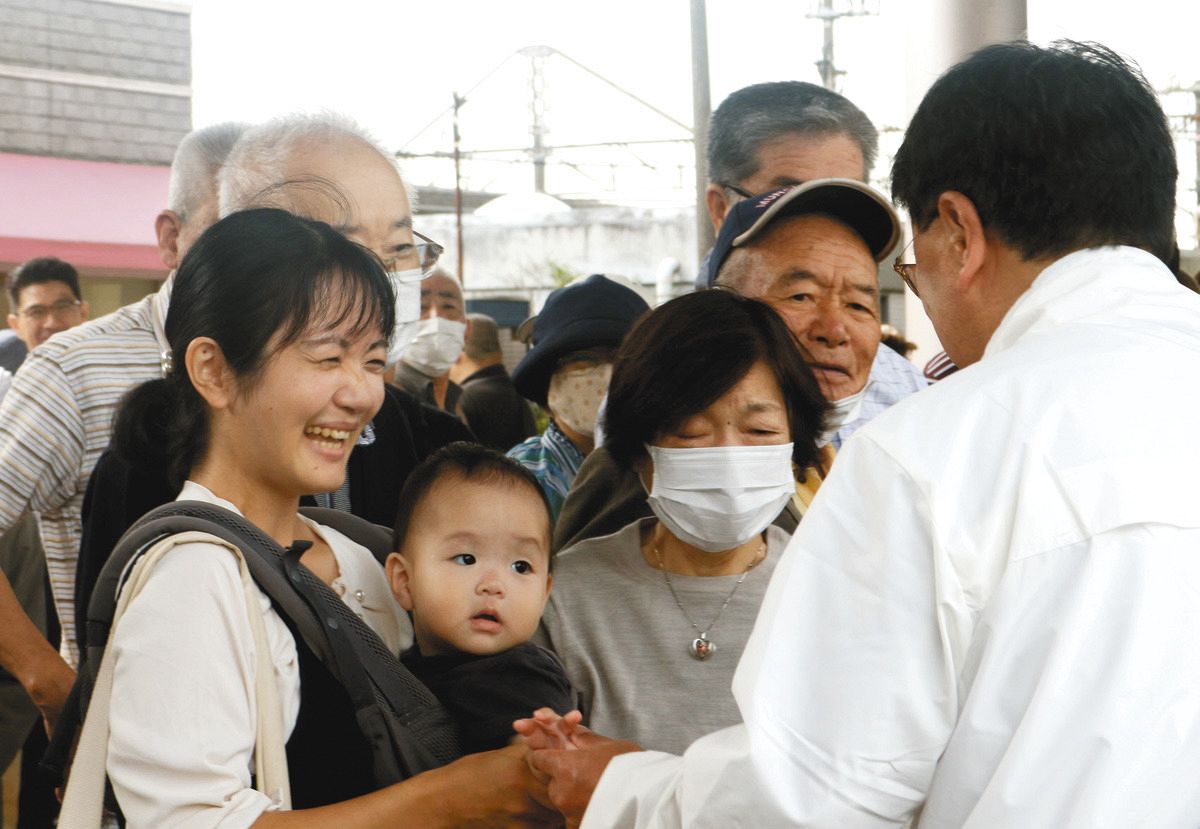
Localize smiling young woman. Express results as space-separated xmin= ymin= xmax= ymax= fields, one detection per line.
xmin=91 ymin=208 xmax=555 ymax=828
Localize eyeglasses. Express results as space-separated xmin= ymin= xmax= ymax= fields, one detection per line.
xmin=717 ymin=182 xmax=753 ymax=200
xmin=19 ymin=299 xmax=83 ymax=322
xmin=414 ymin=230 xmax=443 ymax=276
xmin=892 ymin=238 xmax=919 ymax=297
xmin=388 ymin=230 xmax=444 ymax=279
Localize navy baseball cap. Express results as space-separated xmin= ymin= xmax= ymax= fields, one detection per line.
xmin=705 ymin=178 xmax=901 ymax=287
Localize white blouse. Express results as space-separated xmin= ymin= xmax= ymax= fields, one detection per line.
xmin=106 ymin=481 xmax=411 ymax=828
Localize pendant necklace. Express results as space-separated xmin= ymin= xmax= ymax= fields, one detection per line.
xmin=654 ymin=540 xmax=766 ymax=662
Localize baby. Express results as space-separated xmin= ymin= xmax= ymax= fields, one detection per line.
xmin=386 ymin=442 xmax=575 ymax=753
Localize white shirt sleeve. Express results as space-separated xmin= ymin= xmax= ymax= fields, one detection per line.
xmin=107 ymin=540 xmax=302 ymax=829
xmin=581 ymin=434 xmax=959 ymax=828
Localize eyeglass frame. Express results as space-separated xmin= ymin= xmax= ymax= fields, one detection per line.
xmin=18 ymin=298 xmax=84 ymax=322
xmin=412 ymin=230 xmax=443 ymax=276
xmin=717 ymin=182 xmax=754 ymax=200
xmin=892 ymin=238 xmax=919 ymax=297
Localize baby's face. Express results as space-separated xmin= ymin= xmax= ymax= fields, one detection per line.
xmin=387 ymin=475 xmax=552 ymax=657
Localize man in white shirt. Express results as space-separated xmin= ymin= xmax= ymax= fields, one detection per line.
xmin=528 ymin=41 xmax=1200 ymax=827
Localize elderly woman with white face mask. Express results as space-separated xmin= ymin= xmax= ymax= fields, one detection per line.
xmin=536 ymin=289 xmax=828 ymax=754
xmin=508 ymin=274 xmax=650 ymax=522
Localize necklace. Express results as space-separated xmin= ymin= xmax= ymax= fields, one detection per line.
xmin=654 ymin=540 xmax=766 ymax=662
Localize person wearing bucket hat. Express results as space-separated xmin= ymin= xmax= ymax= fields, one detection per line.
xmin=508 ymin=275 xmax=649 ymax=522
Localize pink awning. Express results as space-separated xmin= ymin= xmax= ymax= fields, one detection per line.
xmin=0 ymin=152 xmax=170 ymax=277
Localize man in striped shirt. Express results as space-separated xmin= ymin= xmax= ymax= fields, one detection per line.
xmin=0 ymin=123 xmax=247 ymax=726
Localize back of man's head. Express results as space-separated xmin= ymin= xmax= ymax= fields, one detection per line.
xmin=892 ymin=41 xmax=1177 ymax=264
xmin=218 ymin=113 xmax=407 ymax=216
xmin=159 ymin=122 xmax=248 ymax=269
xmin=464 ymin=313 xmax=503 ymax=363
xmin=7 ymin=257 xmax=81 ymax=307
xmin=707 ymin=81 xmax=878 ymax=185
xmin=168 ymin=122 xmax=248 ymax=224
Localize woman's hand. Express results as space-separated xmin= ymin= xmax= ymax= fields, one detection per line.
xmin=423 ymin=743 xmax=562 ymax=828
xmin=253 ymin=743 xmax=562 ymax=829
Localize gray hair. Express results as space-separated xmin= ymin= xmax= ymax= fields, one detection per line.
xmin=167 ymin=122 xmax=249 ymax=223
xmin=217 ymin=112 xmax=413 ymax=217
xmin=707 ymin=81 xmax=878 ymax=185
xmin=464 ymin=312 xmax=502 ymax=361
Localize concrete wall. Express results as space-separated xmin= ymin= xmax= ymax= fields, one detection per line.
xmin=0 ymin=0 xmax=191 ymax=164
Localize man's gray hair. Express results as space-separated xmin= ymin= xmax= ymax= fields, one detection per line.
xmin=464 ymin=312 xmax=503 ymax=361
xmin=167 ymin=122 xmax=248 ymax=223
xmin=218 ymin=112 xmax=412 ymax=216
xmin=707 ymin=81 xmax=878 ymax=185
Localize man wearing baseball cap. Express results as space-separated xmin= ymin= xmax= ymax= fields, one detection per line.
xmin=508 ymin=274 xmax=650 ymax=523
xmin=556 ymin=178 xmax=913 ymax=549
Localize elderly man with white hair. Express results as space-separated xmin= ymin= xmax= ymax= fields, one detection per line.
xmin=74 ymin=115 xmax=477 ymax=636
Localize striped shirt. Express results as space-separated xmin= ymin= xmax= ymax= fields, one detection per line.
xmin=831 ymin=344 xmax=929 ymax=450
xmin=0 ymin=281 xmax=170 ymax=665
xmin=507 ymin=419 xmax=585 ymax=524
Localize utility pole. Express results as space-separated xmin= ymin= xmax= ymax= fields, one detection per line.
xmin=1193 ymin=83 xmax=1200 ymax=246
xmin=452 ymin=92 xmax=465 ymax=284
xmin=808 ymin=0 xmax=873 ymax=91
xmin=526 ymin=46 xmax=551 ymax=193
xmin=690 ymin=0 xmax=713 ymax=261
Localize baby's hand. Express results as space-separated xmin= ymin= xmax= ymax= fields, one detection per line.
xmin=513 ymin=707 xmax=587 ymax=751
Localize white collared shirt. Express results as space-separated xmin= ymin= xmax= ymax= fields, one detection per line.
xmin=584 ymin=246 xmax=1200 ymax=828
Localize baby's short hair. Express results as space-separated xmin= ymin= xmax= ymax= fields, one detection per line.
xmin=392 ymin=442 xmax=554 ymax=567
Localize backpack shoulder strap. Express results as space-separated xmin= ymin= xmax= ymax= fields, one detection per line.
xmin=299 ymin=506 xmax=393 ymax=566
xmin=58 ymin=530 xmax=291 ymax=828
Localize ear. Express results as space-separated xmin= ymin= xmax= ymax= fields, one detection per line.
xmin=184 ymin=336 xmax=236 ymax=410
xmin=544 ymin=571 xmax=554 ymax=597
xmin=705 ymin=184 xmax=731 ymax=234
xmin=385 ymin=552 xmax=415 ymax=611
xmin=5 ymin=314 xmax=17 ymax=331
xmin=155 ymin=210 xmax=183 ymax=269
xmin=934 ymin=191 xmax=988 ymax=292
xmin=78 ymin=300 xmax=90 ymax=323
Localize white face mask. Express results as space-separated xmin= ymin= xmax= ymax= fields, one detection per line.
xmin=386 ymin=268 xmax=424 ymax=367
xmin=820 ymin=383 xmax=870 ymax=446
xmin=547 ymin=363 xmax=612 ymax=438
xmin=403 ymin=317 xmax=467 ymax=377
xmin=645 ymin=443 xmax=795 ymax=553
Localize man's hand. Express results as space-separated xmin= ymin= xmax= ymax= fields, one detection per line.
xmin=528 ymin=731 xmax=641 ymax=829
xmin=25 ymin=649 xmax=75 ymax=735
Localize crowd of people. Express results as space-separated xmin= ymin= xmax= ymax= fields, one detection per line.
xmin=0 ymin=36 xmax=1197 ymax=829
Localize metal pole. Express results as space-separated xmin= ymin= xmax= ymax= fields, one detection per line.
xmin=529 ymin=51 xmax=548 ymax=193
xmin=690 ymin=0 xmax=713 ymax=265
xmin=818 ymin=0 xmax=837 ymax=90
xmin=1194 ymin=84 xmax=1200 ymax=246
xmin=452 ymin=92 xmax=465 ymax=285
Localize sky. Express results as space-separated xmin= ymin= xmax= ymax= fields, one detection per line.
xmin=191 ymin=0 xmax=1200 ymax=238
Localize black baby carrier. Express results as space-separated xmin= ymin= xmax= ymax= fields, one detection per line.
xmin=47 ymin=501 xmax=461 ymax=824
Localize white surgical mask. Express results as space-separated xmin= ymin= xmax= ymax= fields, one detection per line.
xmin=820 ymin=383 xmax=870 ymax=446
xmin=547 ymin=363 xmax=612 ymax=438
xmin=645 ymin=443 xmax=795 ymax=553
xmin=403 ymin=317 xmax=466 ymax=377
xmin=386 ymin=268 xmax=424 ymax=367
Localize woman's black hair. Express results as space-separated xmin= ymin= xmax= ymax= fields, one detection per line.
xmin=391 ymin=442 xmax=554 ymax=569
xmin=112 ymin=207 xmax=395 ymax=488
xmin=604 ymin=289 xmax=828 ymax=471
